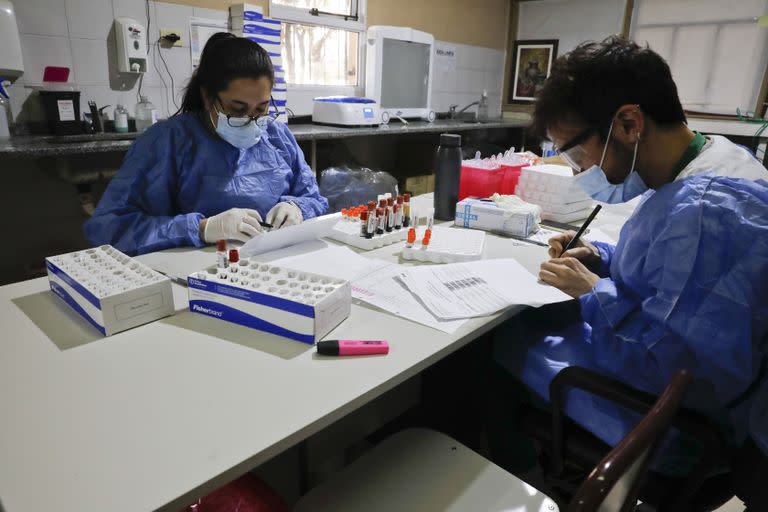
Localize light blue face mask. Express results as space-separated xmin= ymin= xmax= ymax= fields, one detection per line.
xmin=574 ymin=120 xmax=648 ymax=203
xmin=211 ymin=108 xmax=272 ymax=150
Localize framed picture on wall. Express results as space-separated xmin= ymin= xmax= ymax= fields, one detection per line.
xmin=508 ymin=39 xmax=558 ymax=103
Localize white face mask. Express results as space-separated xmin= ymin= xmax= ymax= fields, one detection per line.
xmin=209 ymin=103 xmax=274 ymax=150
xmin=573 ymin=119 xmax=648 ymax=203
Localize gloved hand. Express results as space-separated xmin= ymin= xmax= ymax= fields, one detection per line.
xmin=266 ymin=202 xmax=303 ymax=229
xmin=202 ymin=208 xmax=264 ymax=243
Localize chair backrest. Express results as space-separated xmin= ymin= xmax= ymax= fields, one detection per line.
xmin=567 ymin=369 xmax=692 ymax=512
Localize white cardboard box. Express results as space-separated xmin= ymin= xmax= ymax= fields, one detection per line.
xmin=454 ymin=198 xmax=538 ymax=237
xmin=187 ymin=259 xmax=351 ymax=345
xmin=45 ymin=245 xmax=175 ymax=336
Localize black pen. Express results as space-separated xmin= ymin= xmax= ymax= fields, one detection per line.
xmin=561 ymin=204 xmax=602 ymax=256
xmin=259 ymin=221 xmax=273 ymax=229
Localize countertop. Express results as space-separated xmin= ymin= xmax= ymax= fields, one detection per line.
xmin=0 ymin=119 xmax=527 ymax=158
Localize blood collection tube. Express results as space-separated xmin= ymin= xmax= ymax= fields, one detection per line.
xmin=366 ymin=207 xmax=377 ymax=238
xmin=403 ymin=193 xmax=411 ymax=227
xmin=228 ymin=249 xmax=239 ymax=265
xmin=376 ymin=207 xmax=385 ymax=235
xmin=367 ymin=200 xmax=376 ymax=211
xmin=360 ymin=209 xmax=369 ymax=238
xmin=395 ymin=196 xmax=404 ymax=229
xmin=216 ymin=240 xmax=228 ymax=268
xmin=386 ymin=197 xmax=394 ymax=232
xmin=406 ymin=227 xmax=416 ymax=248
xmin=421 ymin=231 xmax=431 ymax=249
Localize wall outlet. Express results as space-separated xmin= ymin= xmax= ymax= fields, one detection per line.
xmin=159 ymin=28 xmax=184 ymax=47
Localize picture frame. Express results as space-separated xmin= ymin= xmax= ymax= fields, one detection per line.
xmin=507 ymin=39 xmax=558 ymax=104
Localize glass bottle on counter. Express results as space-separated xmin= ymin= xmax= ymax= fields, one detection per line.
xmin=135 ymin=96 xmax=158 ymax=133
xmin=114 ymin=104 xmax=129 ymax=133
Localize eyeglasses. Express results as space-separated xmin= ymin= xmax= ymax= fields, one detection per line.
xmin=554 ymin=126 xmax=597 ymax=172
xmin=216 ymin=96 xmax=279 ymax=128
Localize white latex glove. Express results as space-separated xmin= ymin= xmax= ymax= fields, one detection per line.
xmin=202 ymin=208 xmax=264 ymax=243
xmin=266 ymin=202 xmax=303 ymax=229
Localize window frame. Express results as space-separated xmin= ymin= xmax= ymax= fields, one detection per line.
xmin=269 ymin=0 xmax=367 ymax=94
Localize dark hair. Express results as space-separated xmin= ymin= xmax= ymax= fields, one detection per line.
xmin=178 ymin=32 xmax=274 ymax=113
xmin=531 ymin=36 xmax=686 ymax=141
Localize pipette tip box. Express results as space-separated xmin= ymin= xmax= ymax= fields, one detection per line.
xmin=187 ymin=259 xmax=351 ymax=345
xmin=45 ymin=245 xmax=175 ymax=336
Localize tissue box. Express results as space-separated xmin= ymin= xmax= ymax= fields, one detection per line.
xmin=187 ymin=259 xmax=351 ymax=345
xmin=454 ymin=198 xmax=538 ymax=237
xmin=45 ymin=245 xmax=175 ymax=336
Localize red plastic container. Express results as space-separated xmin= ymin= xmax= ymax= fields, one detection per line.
xmin=498 ymin=163 xmax=526 ymax=195
xmin=458 ymin=164 xmax=503 ymax=200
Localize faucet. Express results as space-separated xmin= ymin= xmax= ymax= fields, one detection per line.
xmin=449 ymin=101 xmax=479 ymax=120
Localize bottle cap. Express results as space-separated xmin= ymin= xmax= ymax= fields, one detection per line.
xmin=397 ymin=195 xmax=403 ymax=204
xmin=407 ymin=228 xmax=416 ymax=244
xmin=376 ymin=207 xmax=383 ymax=216
xmin=439 ymin=133 xmax=461 ymax=147
xmin=228 ymin=249 xmax=239 ymax=263
xmin=387 ymin=197 xmax=394 ymax=206
xmin=404 ymin=193 xmax=411 ymax=201
xmin=367 ymin=200 xmax=376 ymax=209
xmin=341 ymin=208 xmax=348 ymax=216
xmin=360 ymin=209 xmax=368 ymax=220
xmin=216 ymin=240 xmax=227 ymax=252
xmin=378 ymin=199 xmax=387 ymax=207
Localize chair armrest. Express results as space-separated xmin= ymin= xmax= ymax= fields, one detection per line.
xmin=547 ymin=366 xmax=727 ymax=506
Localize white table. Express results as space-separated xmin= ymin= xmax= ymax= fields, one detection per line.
xmin=0 ymin=230 xmax=550 ymax=512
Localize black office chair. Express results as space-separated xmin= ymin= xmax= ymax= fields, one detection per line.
xmin=520 ymin=366 xmax=736 ymax=511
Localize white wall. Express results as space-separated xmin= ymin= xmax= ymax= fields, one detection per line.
xmin=430 ymin=42 xmax=505 ymax=117
xmin=8 ymin=0 xmax=224 ymax=124
xmin=517 ymin=0 xmax=626 ymax=55
xmin=7 ymin=0 xmax=505 ymax=124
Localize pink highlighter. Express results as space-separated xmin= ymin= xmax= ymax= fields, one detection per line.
xmin=317 ymin=340 xmax=389 ymax=356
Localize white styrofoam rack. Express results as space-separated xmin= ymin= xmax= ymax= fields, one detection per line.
xmin=516 ymin=164 xmax=594 ymax=222
xmin=401 ymin=226 xmax=486 ymax=263
xmin=45 ymin=245 xmax=175 ymax=336
xmin=326 ymin=220 xmax=408 ymax=250
xmin=187 ymin=259 xmax=351 ymax=345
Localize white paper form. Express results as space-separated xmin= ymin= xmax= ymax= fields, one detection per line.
xmin=397 ymin=258 xmax=571 ymax=320
xmin=352 ymin=265 xmax=469 ymax=334
xmin=240 ymin=213 xmax=340 ymax=256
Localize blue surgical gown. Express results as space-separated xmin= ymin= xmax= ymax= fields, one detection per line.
xmin=495 ymin=175 xmax=768 ymax=474
xmin=84 ymin=112 xmax=328 ymax=255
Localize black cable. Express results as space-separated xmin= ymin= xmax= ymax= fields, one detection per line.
xmin=136 ymin=72 xmax=143 ymax=103
xmin=145 ymin=0 xmax=151 ymax=55
xmin=151 ymin=41 xmax=171 ymax=116
xmin=157 ymin=37 xmax=178 ymax=110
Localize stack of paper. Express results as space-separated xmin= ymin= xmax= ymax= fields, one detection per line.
xmin=396 ymin=259 xmax=571 ymax=320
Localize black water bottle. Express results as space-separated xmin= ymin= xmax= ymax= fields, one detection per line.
xmin=434 ymin=133 xmax=462 ymax=220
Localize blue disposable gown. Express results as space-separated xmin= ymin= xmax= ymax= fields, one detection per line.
xmin=495 ymin=175 xmax=768 ymax=474
xmin=84 ymin=113 xmax=328 ymax=255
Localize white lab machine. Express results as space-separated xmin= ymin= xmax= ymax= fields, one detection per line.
xmin=312 ymin=96 xmax=380 ymax=127
xmin=0 ymin=0 xmax=23 ymax=81
xmin=365 ymin=26 xmax=436 ymax=124
xmin=114 ymin=17 xmax=148 ymax=73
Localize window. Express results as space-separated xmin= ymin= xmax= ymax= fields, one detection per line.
xmin=270 ymin=0 xmax=364 ymax=87
xmin=631 ymin=0 xmax=768 ymax=115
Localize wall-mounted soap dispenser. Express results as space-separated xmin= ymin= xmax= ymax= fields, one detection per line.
xmin=114 ymin=17 xmax=148 ymax=73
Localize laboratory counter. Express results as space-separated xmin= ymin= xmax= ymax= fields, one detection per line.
xmin=0 ymin=118 xmax=528 ymax=159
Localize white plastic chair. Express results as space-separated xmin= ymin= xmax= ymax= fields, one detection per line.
xmin=294 ymin=428 xmax=559 ymax=512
